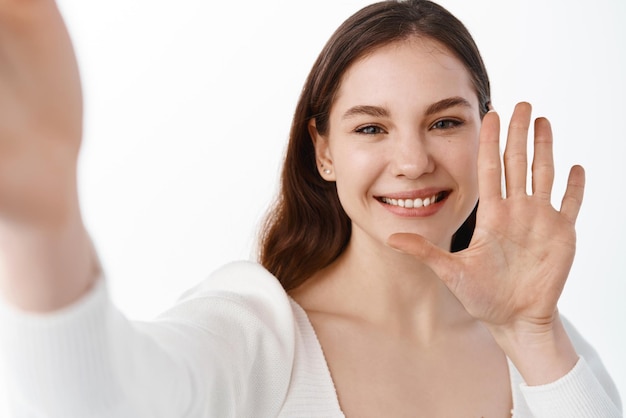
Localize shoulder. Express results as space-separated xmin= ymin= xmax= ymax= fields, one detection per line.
xmin=153 ymin=261 xmax=299 ymax=416
xmin=178 ymin=260 xmax=287 ymax=301
xmin=153 ymin=260 xmax=298 ymax=362
xmin=160 ymin=260 xmax=295 ymax=332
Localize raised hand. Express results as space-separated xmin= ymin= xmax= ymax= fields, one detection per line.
xmin=0 ymin=0 xmax=82 ymax=225
xmin=388 ymin=102 xmax=584 ymax=383
xmin=0 ymin=1 xmax=93 ymax=311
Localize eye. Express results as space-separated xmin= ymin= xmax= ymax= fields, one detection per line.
xmin=355 ymin=125 xmax=386 ymax=135
xmin=431 ymin=119 xmax=463 ymax=130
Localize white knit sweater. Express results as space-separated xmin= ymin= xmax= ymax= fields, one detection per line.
xmin=0 ymin=261 xmax=622 ymax=417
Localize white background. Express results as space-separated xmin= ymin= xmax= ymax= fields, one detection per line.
xmin=3 ymin=0 xmax=625 ymax=411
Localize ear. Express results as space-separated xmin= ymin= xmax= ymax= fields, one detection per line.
xmin=309 ymin=119 xmax=336 ymax=181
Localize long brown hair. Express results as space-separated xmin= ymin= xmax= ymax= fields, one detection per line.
xmin=259 ymin=0 xmax=491 ymax=290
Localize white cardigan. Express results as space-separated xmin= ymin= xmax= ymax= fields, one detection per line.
xmin=0 ymin=261 xmax=622 ymax=417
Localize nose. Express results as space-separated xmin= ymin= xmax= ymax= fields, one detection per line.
xmin=390 ymin=132 xmax=435 ymax=180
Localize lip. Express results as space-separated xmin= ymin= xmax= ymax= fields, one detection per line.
xmin=376 ymin=187 xmax=448 ymax=200
xmin=375 ymin=188 xmax=451 ymax=217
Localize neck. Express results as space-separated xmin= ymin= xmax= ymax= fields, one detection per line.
xmin=290 ymin=232 xmax=472 ymax=342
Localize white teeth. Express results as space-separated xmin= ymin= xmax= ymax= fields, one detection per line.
xmin=382 ymin=194 xmax=440 ymax=208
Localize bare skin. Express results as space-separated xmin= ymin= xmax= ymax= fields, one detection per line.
xmin=0 ymin=1 xmax=95 ymax=311
xmin=290 ymin=244 xmax=513 ymax=417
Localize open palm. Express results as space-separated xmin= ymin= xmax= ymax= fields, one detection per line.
xmin=388 ymin=102 xmax=585 ymax=335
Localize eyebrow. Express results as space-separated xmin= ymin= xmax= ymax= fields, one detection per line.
xmin=425 ymin=96 xmax=472 ymax=116
xmin=341 ymin=96 xmax=473 ymax=121
xmin=342 ymin=105 xmax=390 ymax=120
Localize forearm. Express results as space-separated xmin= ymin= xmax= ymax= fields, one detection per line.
xmin=0 ymin=276 xmax=195 ymax=417
xmin=0 ymin=204 xmax=97 ymax=312
xmin=517 ymin=357 xmax=623 ymax=417
xmin=497 ymin=314 xmax=622 ymax=416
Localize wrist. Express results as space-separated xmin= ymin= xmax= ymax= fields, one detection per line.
xmin=0 ymin=213 xmax=97 ymax=312
xmin=490 ymin=313 xmax=579 ymax=386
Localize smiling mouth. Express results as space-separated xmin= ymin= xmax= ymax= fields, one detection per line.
xmin=378 ymin=191 xmax=449 ymax=208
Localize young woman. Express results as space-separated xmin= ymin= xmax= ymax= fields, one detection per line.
xmin=0 ymin=0 xmax=621 ymax=417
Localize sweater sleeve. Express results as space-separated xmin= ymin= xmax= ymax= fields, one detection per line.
xmin=516 ymin=316 xmax=622 ymax=417
xmin=0 ymin=260 xmax=295 ymax=417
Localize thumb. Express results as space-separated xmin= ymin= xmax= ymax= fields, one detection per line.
xmin=387 ymin=233 xmax=459 ymax=285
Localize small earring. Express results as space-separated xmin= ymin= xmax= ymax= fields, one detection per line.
xmin=323 ymin=168 xmax=331 ymax=174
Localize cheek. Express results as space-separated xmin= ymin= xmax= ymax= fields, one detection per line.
xmin=460 ymin=141 xmax=480 ymax=201
xmin=440 ymin=136 xmax=480 ymax=197
xmin=331 ymin=144 xmax=386 ymax=209
xmin=331 ymin=143 xmax=382 ymax=185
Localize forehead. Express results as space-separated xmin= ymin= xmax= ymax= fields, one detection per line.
xmin=332 ymin=37 xmax=477 ymax=112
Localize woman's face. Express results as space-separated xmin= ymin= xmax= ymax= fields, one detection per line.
xmin=312 ymin=37 xmax=481 ymax=251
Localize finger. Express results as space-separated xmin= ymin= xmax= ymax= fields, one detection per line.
xmin=477 ymin=110 xmax=503 ymax=201
xmin=559 ymin=165 xmax=585 ymax=224
xmin=503 ymin=102 xmax=532 ymax=197
xmin=387 ymin=233 xmax=459 ymax=287
xmin=531 ymin=117 xmax=555 ymax=201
